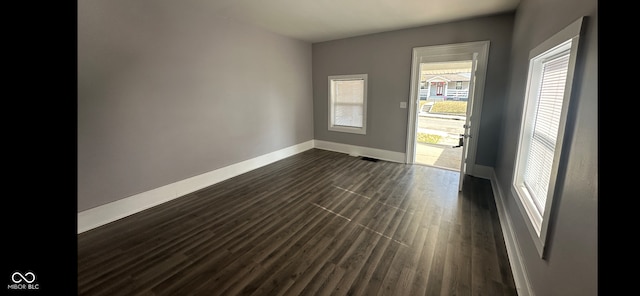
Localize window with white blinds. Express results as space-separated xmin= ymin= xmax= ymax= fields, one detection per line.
xmin=328 ymin=74 xmax=367 ymax=134
xmin=512 ymin=16 xmax=583 ymax=258
xmin=523 ymin=52 xmax=570 ymax=215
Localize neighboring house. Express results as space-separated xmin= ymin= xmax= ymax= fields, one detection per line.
xmin=419 ymin=73 xmax=471 ymax=101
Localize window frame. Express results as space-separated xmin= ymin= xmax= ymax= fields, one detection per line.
xmin=511 ymin=17 xmax=585 ymax=259
xmin=327 ymin=74 xmax=368 ymax=135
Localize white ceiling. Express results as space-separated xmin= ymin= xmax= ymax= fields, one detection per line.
xmin=207 ymin=0 xmax=520 ymax=43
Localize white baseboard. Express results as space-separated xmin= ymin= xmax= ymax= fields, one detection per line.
xmin=77 ymin=140 xmax=315 ymax=234
xmin=472 ymin=164 xmax=493 ymax=180
xmin=313 ymin=140 xmax=405 ymax=163
xmin=487 ymin=167 xmax=534 ymax=296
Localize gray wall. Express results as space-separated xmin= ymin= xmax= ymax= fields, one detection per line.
xmin=78 ymin=0 xmax=313 ymax=212
xmin=495 ymin=0 xmax=597 ymax=294
xmin=312 ymin=13 xmax=514 ymax=167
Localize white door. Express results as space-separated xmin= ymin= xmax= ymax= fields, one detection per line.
xmin=458 ymin=56 xmax=477 ymax=191
xmin=405 ymin=41 xmax=490 ymax=191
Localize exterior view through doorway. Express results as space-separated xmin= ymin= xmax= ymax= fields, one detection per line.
xmin=406 ymin=41 xmax=490 ymax=191
xmin=415 ymin=61 xmax=472 ymax=171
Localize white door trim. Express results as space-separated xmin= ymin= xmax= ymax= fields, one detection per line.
xmin=405 ymin=41 xmax=490 ymax=180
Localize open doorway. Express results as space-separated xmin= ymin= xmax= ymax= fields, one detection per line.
xmin=414 ymin=61 xmax=472 ymax=171
xmin=405 ymin=41 xmax=490 ymax=191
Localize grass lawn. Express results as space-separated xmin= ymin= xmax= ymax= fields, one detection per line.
xmin=429 ymin=101 xmax=467 ymax=114
xmin=417 ymin=132 xmax=441 ymax=144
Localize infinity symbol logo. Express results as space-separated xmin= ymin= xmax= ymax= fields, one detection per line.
xmin=11 ymin=272 xmax=36 ymax=283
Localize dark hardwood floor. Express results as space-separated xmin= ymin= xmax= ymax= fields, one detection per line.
xmin=78 ymin=149 xmax=517 ymax=295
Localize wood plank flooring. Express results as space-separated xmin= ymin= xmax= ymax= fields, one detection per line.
xmin=78 ymin=149 xmax=517 ymax=295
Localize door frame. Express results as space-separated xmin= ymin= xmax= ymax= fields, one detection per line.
xmin=405 ymin=41 xmax=490 ymax=180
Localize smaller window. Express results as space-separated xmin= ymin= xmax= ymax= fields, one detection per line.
xmin=455 ymin=81 xmax=463 ymax=89
xmin=328 ymin=74 xmax=368 ymax=134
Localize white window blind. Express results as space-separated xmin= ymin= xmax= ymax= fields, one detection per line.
xmin=333 ymin=79 xmax=364 ymax=128
xmin=328 ymin=74 xmax=367 ymax=134
xmin=523 ymin=52 xmax=570 ymax=214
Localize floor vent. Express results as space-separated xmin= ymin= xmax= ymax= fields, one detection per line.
xmin=361 ymin=157 xmax=379 ymax=162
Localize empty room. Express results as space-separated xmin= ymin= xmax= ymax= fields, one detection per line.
xmin=77 ymin=0 xmax=597 ymax=295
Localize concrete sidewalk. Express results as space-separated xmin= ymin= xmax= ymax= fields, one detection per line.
xmin=418 ymin=112 xmax=466 ymax=121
